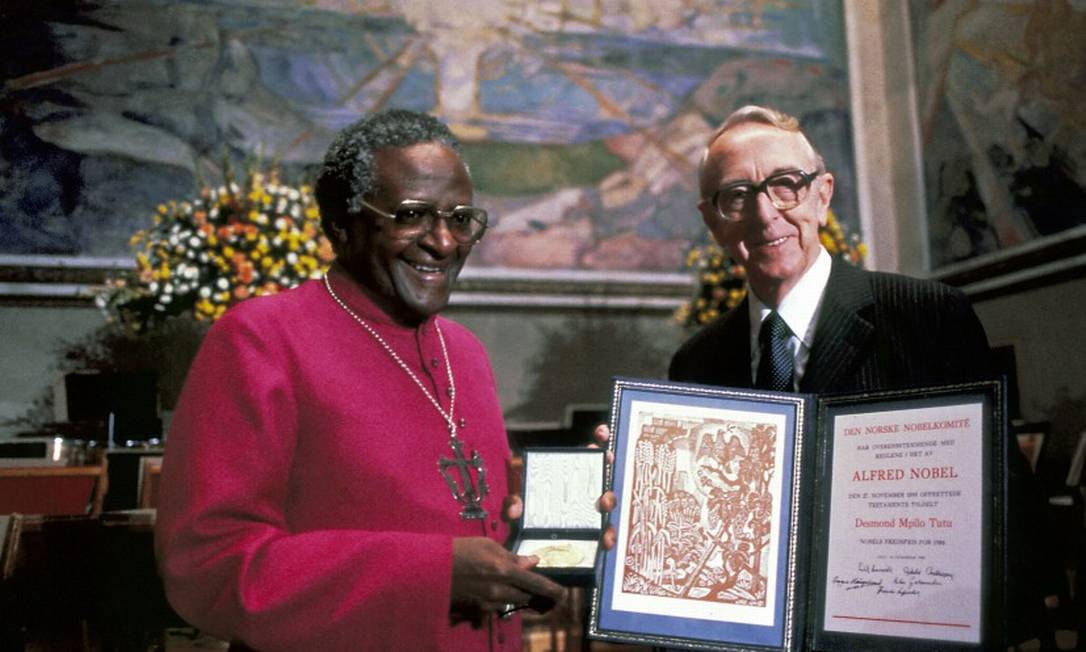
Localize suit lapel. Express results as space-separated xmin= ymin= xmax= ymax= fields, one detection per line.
xmin=716 ymin=301 xmax=754 ymax=388
xmin=690 ymin=297 xmax=754 ymax=388
xmin=800 ymin=260 xmax=875 ymax=393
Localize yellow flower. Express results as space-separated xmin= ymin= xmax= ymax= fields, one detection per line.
xmin=196 ymin=299 xmax=216 ymax=317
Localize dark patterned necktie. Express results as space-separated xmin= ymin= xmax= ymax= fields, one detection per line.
xmin=755 ymin=311 xmax=794 ymax=392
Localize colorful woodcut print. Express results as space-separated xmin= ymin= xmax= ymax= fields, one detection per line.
xmin=622 ymin=415 xmax=777 ymax=606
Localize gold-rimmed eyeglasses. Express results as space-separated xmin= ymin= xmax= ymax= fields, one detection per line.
xmin=710 ymin=169 xmax=823 ymax=222
xmin=360 ymin=198 xmax=488 ymax=244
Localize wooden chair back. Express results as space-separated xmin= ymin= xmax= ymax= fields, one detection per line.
xmin=0 ymin=464 xmax=108 ymax=517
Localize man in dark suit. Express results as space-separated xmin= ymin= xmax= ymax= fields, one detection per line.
xmin=669 ymin=105 xmax=992 ymax=391
xmin=661 ymin=104 xmax=1057 ymax=649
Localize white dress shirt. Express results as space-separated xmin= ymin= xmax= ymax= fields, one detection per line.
xmin=747 ymin=246 xmax=833 ymax=390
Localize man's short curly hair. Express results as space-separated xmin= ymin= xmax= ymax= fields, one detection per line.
xmin=315 ymin=109 xmax=463 ymax=247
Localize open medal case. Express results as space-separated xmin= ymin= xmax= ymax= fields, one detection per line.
xmin=513 ymin=447 xmax=606 ymax=585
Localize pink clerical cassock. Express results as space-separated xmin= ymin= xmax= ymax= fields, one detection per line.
xmin=156 ymin=265 xmax=519 ymax=651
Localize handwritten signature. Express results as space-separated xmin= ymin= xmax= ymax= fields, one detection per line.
xmin=832 ymin=562 xmax=953 ymax=596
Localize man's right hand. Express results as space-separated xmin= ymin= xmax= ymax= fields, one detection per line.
xmin=450 ymin=537 xmax=565 ymax=618
xmin=592 ymin=424 xmax=617 ymax=550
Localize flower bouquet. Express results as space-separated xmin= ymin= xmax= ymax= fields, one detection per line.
xmin=99 ymin=170 xmax=335 ymax=331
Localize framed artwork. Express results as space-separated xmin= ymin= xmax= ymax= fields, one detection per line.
xmin=909 ymin=1 xmax=1086 ymax=291
xmin=590 ymin=379 xmax=813 ymax=651
xmin=808 ymin=381 xmax=1005 ymax=651
xmin=592 ymin=378 xmax=1006 ymax=651
xmin=1 ymin=1 xmax=855 ymax=304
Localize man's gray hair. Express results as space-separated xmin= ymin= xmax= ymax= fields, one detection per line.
xmin=315 ymin=109 xmax=464 ymax=242
xmin=714 ymin=105 xmax=803 ymax=138
xmin=699 ymin=105 xmax=825 ymax=191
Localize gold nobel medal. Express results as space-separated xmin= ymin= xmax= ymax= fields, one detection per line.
xmin=534 ymin=543 xmax=585 ymax=568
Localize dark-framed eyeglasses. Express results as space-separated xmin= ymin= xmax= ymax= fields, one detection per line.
xmin=360 ymin=198 xmax=488 ymax=244
xmin=710 ymin=169 xmax=823 ymax=222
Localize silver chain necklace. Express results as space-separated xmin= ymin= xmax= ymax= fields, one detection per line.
xmin=323 ymin=273 xmax=457 ymax=436
xmin=323 ymin=273 xmax=489 ymax=519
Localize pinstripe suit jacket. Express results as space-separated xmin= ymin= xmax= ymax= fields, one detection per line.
xmin=669 ymin=258 xmax=994 ymax=391
xmin=667 ymin=260 xmax=1069 ymax=646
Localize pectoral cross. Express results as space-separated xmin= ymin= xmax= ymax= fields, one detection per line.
xmin=438 ymin=437 xmax=489 ymax=520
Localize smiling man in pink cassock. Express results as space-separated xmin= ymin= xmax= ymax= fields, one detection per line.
xmin=155 ymin=109 xmax=565 ymax=652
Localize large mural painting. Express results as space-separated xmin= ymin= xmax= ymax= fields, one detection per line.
xmin=1 ymin=0 xmax=854 ymax=273
xmin=910 ymin=0 xmax=1086 ymax=269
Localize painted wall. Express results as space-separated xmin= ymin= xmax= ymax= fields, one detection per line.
xmin=0 ymin=301 xmax=688 ymax=437
xmin=3 ymin=1 xmax=1084 ymax=455
xmin=0 ymin=305 xmax=106 ymax=435
xmin=4 ymin=277 xmax=1086 ymax=449
xmin=973 ymin=277 xmax=1086 ymax=460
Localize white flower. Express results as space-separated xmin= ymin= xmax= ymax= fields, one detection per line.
xmin=286 ymin=252 xmax=298 ymax=265
xmin=149 ymin=282 xmax=159 ymax=293
xmin=199 ymin=287 xmax=211 ymax=299
xmin=216 ymin=278 xmax=229 ymax=290
xmin=189 ymin=236 xmax=201 ymax=247
xmin=163 ymin=283 xmax=174 ymax=294
xmin=161 ymin=294 xmax=173 ymax=304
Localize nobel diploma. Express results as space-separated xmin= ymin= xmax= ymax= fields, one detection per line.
xmin=822 ymin=402 xmax=984 ymax=644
